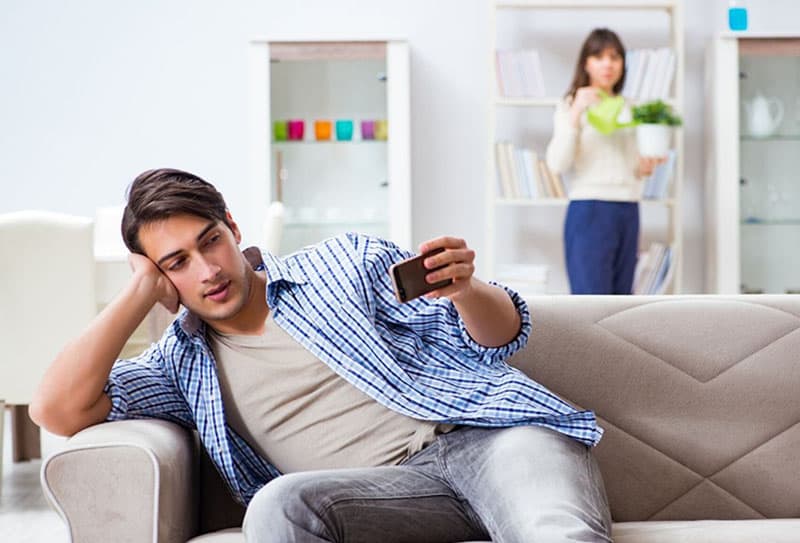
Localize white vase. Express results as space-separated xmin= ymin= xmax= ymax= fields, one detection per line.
xmin=636 ymin=124 xmax=672 ymax=157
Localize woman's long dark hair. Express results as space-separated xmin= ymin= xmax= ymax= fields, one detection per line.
xmin=565 ymin=28 xmax=627 ymax=100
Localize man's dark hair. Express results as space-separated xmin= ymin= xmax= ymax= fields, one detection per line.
xmin=122 ymin=168 xmax=230 ymax=254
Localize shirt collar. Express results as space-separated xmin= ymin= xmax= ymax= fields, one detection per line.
xmin=177 ymin=246 xmax=307 ymax=337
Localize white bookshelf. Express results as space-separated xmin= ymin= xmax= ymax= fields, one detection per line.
xmin=486 ymin=0 xmax=685 ymax=294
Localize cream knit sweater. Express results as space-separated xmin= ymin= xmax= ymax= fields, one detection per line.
xmin=545 ymin=98 xmax=642 ymax=202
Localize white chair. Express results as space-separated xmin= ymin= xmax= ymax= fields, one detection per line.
xmin=0 ymin=210 xmax=95 ymax=486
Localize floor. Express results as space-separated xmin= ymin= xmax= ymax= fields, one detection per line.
xmin=0 ymin=410 xmax=69 ymax=543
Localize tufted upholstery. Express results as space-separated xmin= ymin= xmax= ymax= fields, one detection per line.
xmin=41 ymin=295 xmax=800 ymax=542
xmin=509 ymin=295 xmax=800 ymax=522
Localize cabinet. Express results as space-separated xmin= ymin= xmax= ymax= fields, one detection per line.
xmin=248 ymin=40 xmax=410 ymax=255
xmin=706 ymin=35 xmax=800 ymax=294
xmin=486 ymin=0 xmax=685 ymax=294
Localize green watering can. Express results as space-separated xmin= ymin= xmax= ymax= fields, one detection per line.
xmin=586 ymin=90 xmax=637 ymax=135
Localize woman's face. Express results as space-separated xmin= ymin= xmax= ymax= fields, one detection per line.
xmin=584 ymin=46 xmax=624 ymax=92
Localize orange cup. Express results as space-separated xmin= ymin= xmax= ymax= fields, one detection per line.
xmin=314 ymin=120 xmax=332 ymax=140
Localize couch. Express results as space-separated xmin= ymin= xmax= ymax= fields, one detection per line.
xmin=41 ymin=295 xmax=800 ymax=542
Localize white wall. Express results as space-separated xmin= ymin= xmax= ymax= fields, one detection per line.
xmin=1 ymin=0 xmax=798 ymax=293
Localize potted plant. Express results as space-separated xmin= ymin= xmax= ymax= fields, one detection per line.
xmin=632 ymin=100 xmax=682 ymax=157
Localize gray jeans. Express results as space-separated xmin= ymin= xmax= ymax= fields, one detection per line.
xmin=243 ymin=425 xmax=612 ymax=542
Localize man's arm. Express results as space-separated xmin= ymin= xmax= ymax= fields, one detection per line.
xmin=418 ymin=237 xmax=521 ymax=348
xmin=29 ymin=254 xmax=178 ymax=436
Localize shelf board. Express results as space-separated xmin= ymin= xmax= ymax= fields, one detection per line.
xmin=740 ymin=134 xmax=800 ymax=142
xmin=495 ymin=97 xmax=559 ymax=107
xmin=495 ymin=96 xmax=678 ymax=107
xmin=741 ymin=219 xmax=800 ymax=226
xmin=496 ymin=0 xmax=677 ymax=10
xmin=272 ymin=140 xmax=387 ymax=145
xmin=285 ymin=218 xmax=388 ymax=227
xmin=495 ymin=198 xmax=675 ymax=206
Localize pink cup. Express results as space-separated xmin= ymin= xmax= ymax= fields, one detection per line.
xmin=288 ymin=120 xmax=305 ymax=140
xmin=360 ymin=120 xmax=375 ymax=140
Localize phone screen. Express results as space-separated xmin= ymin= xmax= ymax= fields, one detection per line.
xmin=389 ymin=248 xmax=453 ymax=303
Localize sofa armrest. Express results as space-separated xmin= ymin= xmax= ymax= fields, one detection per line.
xmin=42 ymin=419 xmax=198 ymax=543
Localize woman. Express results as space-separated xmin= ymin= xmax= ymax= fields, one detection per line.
xmin=546 ymin=28 xmax=662 ymax=294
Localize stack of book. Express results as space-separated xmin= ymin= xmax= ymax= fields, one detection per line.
xmin=495 ymin=49 xmax=546 ymax=98
xmin=494 ymin=142 xmax=567 ymax=200
xmin=642 ymin=150 xmax=676 ymax=200
xmin=622 ymin=47 xmax=676 ymax=102
xmin=633 ymin=243 xmax=673 ymax=295
xmin=496 ymin=264 xmax=549 ymax=297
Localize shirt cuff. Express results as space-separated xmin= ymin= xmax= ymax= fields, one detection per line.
xmin=452 ymin=281 xmax=532 ymax=363
xmin=103 ymin=376 xmax=129 ymax=421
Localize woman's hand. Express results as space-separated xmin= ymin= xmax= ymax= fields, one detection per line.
xmin=636 ymin=155 xmax=667 ymax=178
xmin=570 ymin=86 xmax=602 ymax=127
xmin=417 ymin=236 xmax=476 ymax=303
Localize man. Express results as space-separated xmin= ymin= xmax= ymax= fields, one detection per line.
xmin=31 ymin=169 xmax=611 ymax=542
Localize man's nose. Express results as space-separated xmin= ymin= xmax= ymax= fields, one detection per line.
xmin=198 ymin=257 xmax=221 ymax=282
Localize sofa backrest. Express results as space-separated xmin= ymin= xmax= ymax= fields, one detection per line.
xmin=508 ymin=295 xmax=800 ymax=522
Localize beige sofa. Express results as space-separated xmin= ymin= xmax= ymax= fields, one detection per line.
xmin=41 ymin=295 xmax=800 ymax=542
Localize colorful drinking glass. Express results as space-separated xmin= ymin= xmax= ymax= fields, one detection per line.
xmin=314 ymin=120 xmax=332 ymax=140
xmin=273 ymin=121 xmax=288 ymax=141
xmin=288 ymin=120 xmax=304 ymax=140
xmin=335 ymin=120 xmax=354 ymax=141
xmin=361 ymin=120 xmax=375 ymax=140
xmin=375 ymin=120 xmax=388 ymax=141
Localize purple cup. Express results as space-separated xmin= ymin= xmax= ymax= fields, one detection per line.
xmin=360 ymin=120 xmax=375 ymax=140
xmin=288 ymin=119 xmax=305 ymax=140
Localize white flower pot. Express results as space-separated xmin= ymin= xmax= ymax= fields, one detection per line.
xmin=636 ymin=124 xmax=672 ymax=157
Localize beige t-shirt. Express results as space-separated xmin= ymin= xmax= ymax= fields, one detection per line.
xmin=207 ymin=311 xmax=453 ymax=474
xmin=545 ymin=97 xmax=642 ymax=202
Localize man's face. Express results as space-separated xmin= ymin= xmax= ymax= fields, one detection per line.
xmin=138 ymin=213 xmax=252 ymax=325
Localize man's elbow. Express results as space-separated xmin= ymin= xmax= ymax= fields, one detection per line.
xmin=29 ymin=397 xmax=85 ymax=437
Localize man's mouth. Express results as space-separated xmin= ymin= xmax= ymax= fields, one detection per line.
xmin=204 ymin=281 xmax=231 ymax=301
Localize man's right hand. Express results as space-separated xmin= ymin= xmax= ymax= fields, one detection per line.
xmin=129 ymin=253 xmax=180 ymax=313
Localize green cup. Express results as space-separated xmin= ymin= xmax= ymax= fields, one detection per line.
xmin=273 ymin=121 xmax=288 ymax=141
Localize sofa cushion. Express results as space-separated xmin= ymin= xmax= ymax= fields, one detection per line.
xmin=508 ymin=296 xmax=800 ymax=522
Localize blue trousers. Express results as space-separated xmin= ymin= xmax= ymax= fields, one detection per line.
xmin=564 ymin=200 xmax=639 ymax=295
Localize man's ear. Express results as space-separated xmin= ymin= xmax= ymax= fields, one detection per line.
xmin=225 ymin=210 xmax=242 ymax=244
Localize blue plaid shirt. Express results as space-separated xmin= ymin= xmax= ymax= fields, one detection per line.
xmin=104 ymin=233 xmax=601 ymax=505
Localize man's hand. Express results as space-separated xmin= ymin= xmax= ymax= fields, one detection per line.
xmin=418 ymin=236 xmax=520 ymax=348
xmin=128 ymin=253 xmax=180 ymax=313
xmin=418 ymin=236 xmax=476 ymax=303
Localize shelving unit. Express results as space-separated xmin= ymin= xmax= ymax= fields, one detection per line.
xmin=706 ymin=34 xmax=800 ymax=294
xmin=248 ymin=39 xmax=410 ymax=255
xmin=486 ymin=0 xmax=684 ymax=294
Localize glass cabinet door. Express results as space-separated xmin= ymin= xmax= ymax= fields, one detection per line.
xmin=738 ymin=39 xmax=800 ymax=294
xmin=270 ymin=42 xmax=389 ymax=254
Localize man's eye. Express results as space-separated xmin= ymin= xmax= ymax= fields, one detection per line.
xmin=168 ymin=258 xmax=185 ymax=271
xmin=205 ymin=234 xmax=220 ymax=247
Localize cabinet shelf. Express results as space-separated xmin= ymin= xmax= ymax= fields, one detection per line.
xmin=741 ymin=219 xmax=800 ymax=226
xmin=495 ymin=96 xmax=678 ymax=107
xmin=740 ymin=134 xmax=800 ymax=142
xmin=272 ymin=140 xmax=387 ymax=145
xmin=495 ymin=198 xmax=676 ymax=207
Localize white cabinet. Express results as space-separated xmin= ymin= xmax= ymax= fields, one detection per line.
xmin=248 ymin=40 xmax=410 ymax=255
xmin=705 ymin=35 xmax=800 ymax=294
xmin=486 ymin=0 xmax=685 ymax=294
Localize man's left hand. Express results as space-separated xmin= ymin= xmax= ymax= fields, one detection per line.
xmin=418 ymin=236 xmax=476 ymax=303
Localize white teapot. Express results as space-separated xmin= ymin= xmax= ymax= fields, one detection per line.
xmin=744 ymin=92 xmax=784 ymax=137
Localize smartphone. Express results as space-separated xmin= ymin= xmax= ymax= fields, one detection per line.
xmin=389 ymin=248 xmax=453 ymax=303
